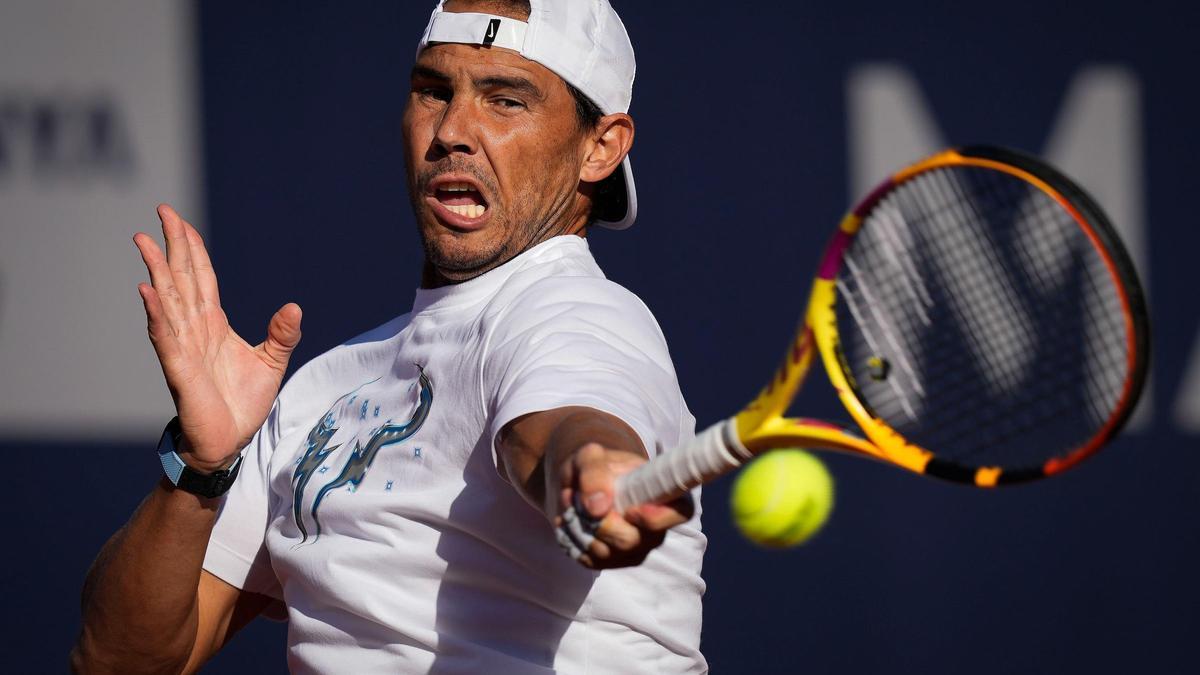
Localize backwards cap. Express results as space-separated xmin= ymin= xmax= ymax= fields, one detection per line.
xmin=417 ymin=0 xmax=638 ymax=230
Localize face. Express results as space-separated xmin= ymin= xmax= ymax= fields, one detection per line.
xmin=403 ymin=26 xmax=592 ymax=285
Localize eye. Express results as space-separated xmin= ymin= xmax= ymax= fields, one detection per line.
xmin=417 ymin=86 xmax=451 ymax=103
xmin=494 ymin=97 xmax=526 ymax=110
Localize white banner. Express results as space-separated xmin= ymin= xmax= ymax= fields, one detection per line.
xmin=0 ymin=0 xmax=202 ymax=439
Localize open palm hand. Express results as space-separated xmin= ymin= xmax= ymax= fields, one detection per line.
xmin=134 ymin=204 xmax=301 ymax=472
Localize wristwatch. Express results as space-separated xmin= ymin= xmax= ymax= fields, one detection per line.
xmin=157 ymin=417 xmax=243 ymax=498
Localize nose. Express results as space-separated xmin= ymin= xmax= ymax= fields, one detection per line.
xmin=431 ymin=97 xmax=477 ymax=157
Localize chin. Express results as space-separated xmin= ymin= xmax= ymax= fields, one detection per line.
xmin=423 ymin=228 xmax=509 ymax=278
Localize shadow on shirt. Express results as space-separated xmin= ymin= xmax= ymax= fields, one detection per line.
xmin=428 ymin=431 xmax=595 ymax=673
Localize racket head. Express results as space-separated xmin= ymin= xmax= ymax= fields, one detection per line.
xmin=754 ymin=146 xmax=1150 ymax=486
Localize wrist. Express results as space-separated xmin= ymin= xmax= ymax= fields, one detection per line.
xmin=173 ymin=435 xmax=238 ymax=475
xmin=157 ymin=417 xmax=244 ymax=498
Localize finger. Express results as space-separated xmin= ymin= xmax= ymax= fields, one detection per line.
xmin=626 ymin=493 xmax=695 ymax=531
xmin=558 ymin=503 xmax=662 ymax=563
xmin=138 ymin=283 xmax=182 ymax=365
xmin=560 ymin=502 xmax=597 ymax=550
xmin=555 ymin=517 xmax=589 ymax=561
xmin=580 ymin=515 xmax=665 ymax=568
xmin=158 ymin=204 xmax=200 ymax=308
xmin=181 ymin=217 xmax=221 ymax=309
xmin=134 ymin=231 xmax=186 ymax=325
xmin=572 ymin=493 xmax=685 ymax=567
xmin=593 ymin=511 xmax=647 ymax=554
xmin=574 ymin=443 xmax=614 ymax=519
xmin=554 ymin=504 xmax=592 ymax=557
xmin=260 ymin=303 xmax=303 ymax=369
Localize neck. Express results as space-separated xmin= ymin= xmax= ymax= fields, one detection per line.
xmin=419 ymin=194 xmax=593 ymax=288
xmin=420 ymin=227 xmax=588 ymax=289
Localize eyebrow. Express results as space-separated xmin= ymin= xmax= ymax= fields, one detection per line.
xmin=410 ymin=65 xmax=546 ymax=102
xmin=474 ymin=75 xmax=545 ymax=102
xmin=411 ymin=65 xmax=450 ymax=83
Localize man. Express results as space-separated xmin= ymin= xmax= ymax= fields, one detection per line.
xmin=72 ymin=0 xmax=705 ymax=672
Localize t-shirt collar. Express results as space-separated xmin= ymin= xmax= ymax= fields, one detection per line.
xmin=410 ymin=235 xmax=589 ymax=315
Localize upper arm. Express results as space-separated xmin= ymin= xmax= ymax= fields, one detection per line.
xmin=482 ymin=277 xmax=688 ymax=467
xmin=181 ymin=571 xmax=273 ymax=673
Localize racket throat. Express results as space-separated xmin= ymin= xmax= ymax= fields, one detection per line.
xmin=736 ymin=327 xmax=819 ymax=434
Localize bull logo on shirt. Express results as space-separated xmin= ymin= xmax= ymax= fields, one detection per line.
xmin=291 ymin=366 xmax=434 ymax=543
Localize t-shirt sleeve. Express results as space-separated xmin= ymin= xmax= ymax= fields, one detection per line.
xmin=482 ymin=277 xmax=690 ymax=463
xmin=202 ymin=402 xmax=285 ymax=603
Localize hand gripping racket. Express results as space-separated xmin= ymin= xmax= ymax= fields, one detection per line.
xmin=559 ymin=145 xmax=1150 ymax=557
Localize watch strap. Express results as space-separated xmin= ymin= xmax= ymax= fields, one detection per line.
xmin=157 ymin=417 xmax=244 ymax=498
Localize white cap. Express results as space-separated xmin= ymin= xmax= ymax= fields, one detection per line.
xmin=417 ymin=0 xmax=638 ymax=230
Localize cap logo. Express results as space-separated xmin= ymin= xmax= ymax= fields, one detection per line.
xmin=482 ymin=18 xmax=500 ymax=46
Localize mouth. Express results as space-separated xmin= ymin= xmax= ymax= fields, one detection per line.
xmin=426 ymin=176 xmax=491 ymax=228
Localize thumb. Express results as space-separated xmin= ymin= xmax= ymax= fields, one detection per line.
xmin=574 ymin=443 xmax=614 ymax=519
xmin=262 ymin=302 xmax=302 ymax=368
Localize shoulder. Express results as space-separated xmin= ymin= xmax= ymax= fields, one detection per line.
xmin=482 ymin=267 xmax=671 ymax=366
xmin=491 ymin=237 xmax=656 ymax=321
xmin=506 ymin=273 xmax=653 ymax=316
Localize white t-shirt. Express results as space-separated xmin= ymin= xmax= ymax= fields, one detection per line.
xmin=203 ymin=236 xmax=707 ymax=674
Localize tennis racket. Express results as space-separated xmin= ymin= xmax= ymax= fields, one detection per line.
xmin=617 ymin=145 xmax=1150 ymax=514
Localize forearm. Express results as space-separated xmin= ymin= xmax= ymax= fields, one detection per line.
xmin=72 ymin=478 xmax=219 ymax=673
xmin=497 ymin=406 xmax=645 ymax=517
xmin=500 ymin=406 xmax=690 ymax=569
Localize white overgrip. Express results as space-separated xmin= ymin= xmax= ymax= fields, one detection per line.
xmin=614 ymin=418 xmax=752 ymax=512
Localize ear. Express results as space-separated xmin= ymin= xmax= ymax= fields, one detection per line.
xmin=580 ymin=113 xmax=634 ymax=184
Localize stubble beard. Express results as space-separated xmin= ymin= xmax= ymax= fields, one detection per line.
xmin=408 ymin=157 xmax=507 ymax=281
xmin=407 ymin=156 xmax=578 ymax=284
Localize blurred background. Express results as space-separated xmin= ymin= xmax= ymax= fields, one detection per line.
xmin=2 ymin=0 xmax=1197 ymax=672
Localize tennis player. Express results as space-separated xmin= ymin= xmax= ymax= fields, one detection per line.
xmin=72 ymin=0 xmax=706 ymax=672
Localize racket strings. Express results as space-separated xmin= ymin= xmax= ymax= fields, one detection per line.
xmin=902 ymin=169 xmax=1123 ymax=456
xmin=850 ymin=177 xmax=1053 ymax=408
xmin=835 ymin=165 xmax=1130 ymax=468
xmin=902 ymin=168 xmax=1128 ymax=454
xmin=905 ymin=172 xmax=1126 ymax=397
xmin=944 ymin=176 xmax=1126 ymax=388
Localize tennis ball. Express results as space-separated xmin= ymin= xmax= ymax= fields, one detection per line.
xmin=730 ymin=449 xmax=834 ymax=548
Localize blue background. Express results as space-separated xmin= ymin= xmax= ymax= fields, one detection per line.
xmin=6 ymin=1 xmax=1198 ymax=672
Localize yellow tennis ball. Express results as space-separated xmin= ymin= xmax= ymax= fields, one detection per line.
xmin=730 ymin=449 xmax=834 ymax=548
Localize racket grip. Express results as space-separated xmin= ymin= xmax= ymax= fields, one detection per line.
xmin=614 ymin=418 xmax=753 ymax=512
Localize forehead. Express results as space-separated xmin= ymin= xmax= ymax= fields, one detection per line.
xmin=414 ymin=42 xmax=564 ymax=91
xmin=442 ymin=0 xmax=527 ymax=17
